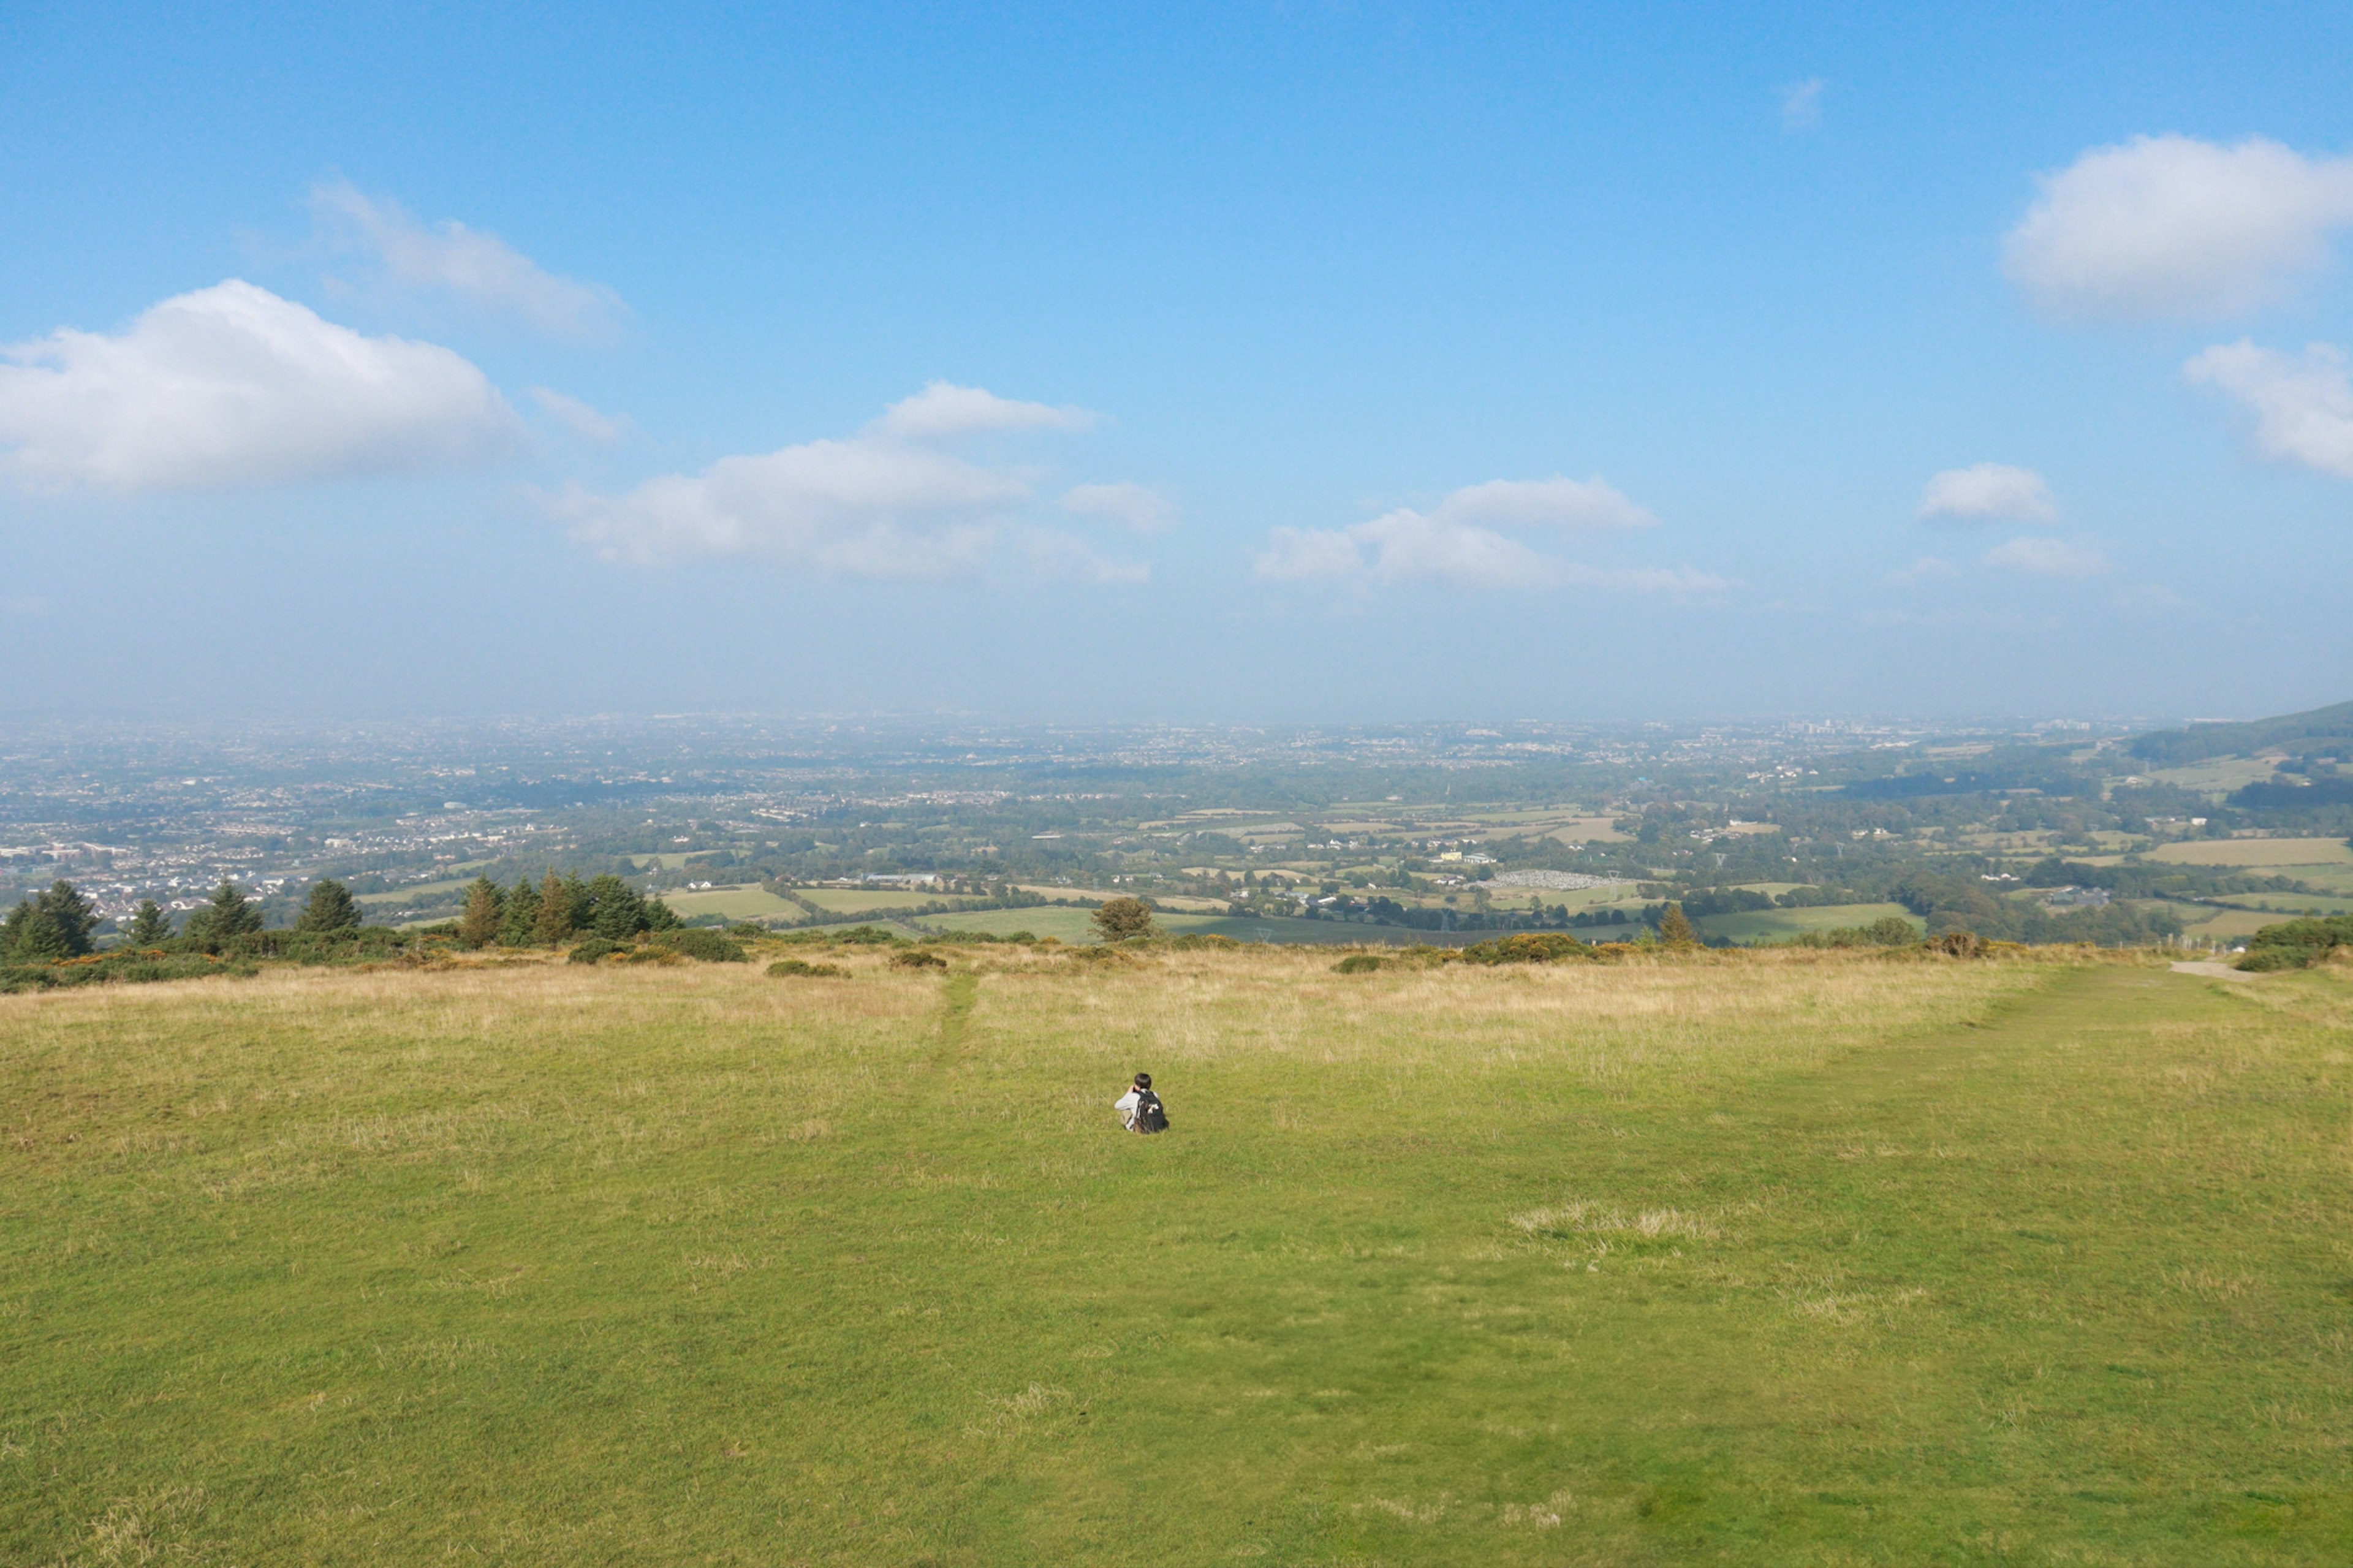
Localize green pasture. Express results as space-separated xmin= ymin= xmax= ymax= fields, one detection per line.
xmin=655 ymin=884 xmax=806 ymax=922
xmin=6 ymin=949 xmax=2351 ymax=1564
xmin=2146 ymin=836 xmax=2353 ymax=868
xmin=793 ymin=887 xmax=985 ymax=915
xmin=1689 ymin=900 xmax=1917 ymax=945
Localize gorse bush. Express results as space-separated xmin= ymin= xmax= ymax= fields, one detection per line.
xmin=651 ymin=928 xmax=748 ymax=963
xmin=1459 ymin=931 xmax=1592 ymax=966
xmin=767 ymin=958 xmax=846 ymax=978
xmin=2238 ymin=914 xmax=2353 ymax=971
xmin=1335 ymin=953 xmax=1384 ymax=974
xmin=567 ymin=938 xmax=627 ymax=964
xmin=889 ymin=949 xmax=949 ymax=970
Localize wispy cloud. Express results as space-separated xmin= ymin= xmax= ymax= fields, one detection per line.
xmin=1061 ymin=481 xmax=1176 ymax=532
xmin=545 ymin=383 xmax=1143 ymax=582
xmin=1254 ymin=476 xmax=1719 ymax=593
xmin=529 ymin=387 xmax=633 ymax=444
xmin=1779 ymin=78 xmax=1824 ymax=133
xmin=0 ymin=280 xmax=519 ymax=491
xmin=1985 ymin=536 xmax=2110 ymax=578
xmin=2183 ymin=338 xmax=2353 ymax=479
xmin=1917 ymin=463 xmax=2056 ymax=523
xmin=872 ymin=381 xmax=1098 ymax=440
xmin=2004 ymin=135 xmax=2353 ymax=322
xmin=312 ymin=180 xmax=627 ymax=341
xmin=1885 ymin=556 xmax=1960 ymax=585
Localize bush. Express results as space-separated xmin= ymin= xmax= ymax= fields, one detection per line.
xmin=1335 ymin=953 xmax=1384 ymax=974
xmin=567 ymin=938 xmax=627 ymax=964
xmin=620 ymin=945 xmax=685 ymax=966
xmin=1092 ymin=897 xmax=1157 ymax=942
xmin=768 ymin=958 xmax=846 ymax=978
xmin=1460 ymin=931 xmax=1590 ymax=966
xmin=1925 ymin=930 xmax=1982 ymax=958
xmin=727 ymin=922 xmax=766 ymax=939
xmin=0 ymin=950 xmax=253 ymax=994
xmin=889 ymin=949 xmax=949 ymax=970
xmin=652 ymin=928 xmax=748 ymax=963
xmin=2238 ymin=914 xmax=2353 ymax=971
xmin=833 ymin=925 xmax=904 ymax=945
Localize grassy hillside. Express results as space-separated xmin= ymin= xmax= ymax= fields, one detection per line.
xmin=5 ymin=948 xmax=2350 ymax=1564
xmin=2128 ymin=699 xmax=2353 ymax=765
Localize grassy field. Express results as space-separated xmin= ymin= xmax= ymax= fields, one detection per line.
xmin=655 ymin=884 xmax=806 ymax=922
xmin=792 ymin=888 xmax=988 ymax=915
xmin=1689 ymin=901 xmax=1917 ymax=945
xmin=6 ymin=947 xmax=2351 ymax=1564
xmin=2145 ymin=837 xmax=2353 ymax=868
xmin=916 ymin=907 xmax=1450 ymax=947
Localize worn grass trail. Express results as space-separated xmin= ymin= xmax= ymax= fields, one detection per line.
xmin=1 ymin=952 xmax=2347 ymax=1565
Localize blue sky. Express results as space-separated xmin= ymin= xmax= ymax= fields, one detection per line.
xmin=2 ymin=2 xmax=2349 ymax=722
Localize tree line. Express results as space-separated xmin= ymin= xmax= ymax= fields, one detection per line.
xmin=1 ymin=870 xmax=680 ymax=964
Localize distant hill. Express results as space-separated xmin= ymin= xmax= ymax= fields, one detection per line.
xmin=2128 ymin=699 xmax=2353 ymax=766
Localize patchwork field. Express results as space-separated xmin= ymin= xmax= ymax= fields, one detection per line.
xmin=5 ymin=947 xmax=2350 ymax=1564
xmin=654 ymin=884 xmax=807 ymax=922
xmin=2146 ymin=837 xmax=2353 ymax=868
xmin=793 ymin=888 xmax=988 ymax=915
xmin=1687 ymin=901 xmax=1917 ymax=945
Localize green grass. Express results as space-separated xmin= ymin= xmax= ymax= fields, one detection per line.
xmin=793 ymin=887 xmax=989 ymax=915
xmin=654 ymin=884 xmax=807 ymax=922
xmin=5 ymin=950 xmax=2351 ymax=1564
xmin=2146 ymin=837 xmax=2353 ymax=868
xmin=915 ymin=906 xmax=1433 ymax=947
xmin=1691 ymin=901 xmax=1917 ymax=945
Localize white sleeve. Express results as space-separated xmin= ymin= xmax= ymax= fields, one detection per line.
xmin=1115 ymin=1090 xmax=1140 ymax=1112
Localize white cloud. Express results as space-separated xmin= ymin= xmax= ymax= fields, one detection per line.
xmin=2004 ymin=135 xmax=2353 ymax=321
xmin=1061 ymin=481 xmax=1176 ymax=532
xmin=1886 ymin=556 xmax=1961 ymax=585
xmin=1430 ymin=475 xmax=1656 ymax=532
xmin=0 ymin=279 xmax=520 ymax=491
xmin=530 ymin=386 xmax=633 ymax=444
xmin=1917 ymin=462 xmax=2057 ymax=522
xmin=1985 ymin=536 xmax=2111 ymax=577
xmin=1780 ymin=78 xmax=1824 ymax=133
xmin=1253 ymin=477 xmax=1718 ymax=594
xmin=312 ymin=180 xmax=626 ymax=341
xmin=871 ymin=381 xmax=1099 ymax=440
xmin=548 ymin=383 xmax=1140 ymax=581
xmin=2182 ymin=339 xmax=2353 ymax=478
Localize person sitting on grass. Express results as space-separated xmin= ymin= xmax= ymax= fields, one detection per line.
xmin=1115 ymin=1072 xmax=1169 ymax=1134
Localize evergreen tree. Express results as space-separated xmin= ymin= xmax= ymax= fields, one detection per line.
xmin=1656 ymin=901 xmax=1697 ymax=947
xmin=127 ymin=900 xmax=173 ymax=947
xmin=585 ymin=874 xmax=645 ymax=940
xmin=532 ymin=869 xmax=575 ymax=945
xmin=2 ymin=898 xmax=73 ymax=960
xmin=186 ymin=881 xmax=263 ymax=948
xmin=501 ymin=877 xmax=542 ymax=945
xmin=295 ymin=878 xmax=362 ymax=936
xmin=33 ymin=881 xmax=99 ymax=956
xmin=458 ymin=877 xmax=506 ymax=949
xmin=643 ymin=895 xmax=678 ymax=931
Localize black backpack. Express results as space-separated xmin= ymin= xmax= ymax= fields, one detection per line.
xmin=1134 ymin=1089 xmax=1168 ymax=1133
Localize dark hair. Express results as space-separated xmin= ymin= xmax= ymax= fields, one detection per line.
xmin=1132 ymin=1072 xmax=1151 ymax=1090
